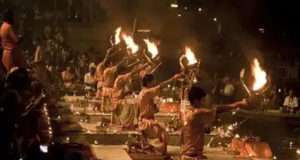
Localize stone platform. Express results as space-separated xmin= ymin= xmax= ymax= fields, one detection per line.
xmin=50 ymin=99 xmax=271 ymax=160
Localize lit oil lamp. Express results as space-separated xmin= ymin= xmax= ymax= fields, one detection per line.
xmin=240 ymin=58 xmax=270 ymax=110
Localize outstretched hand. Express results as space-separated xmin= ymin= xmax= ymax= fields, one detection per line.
xmin=234 ymin=100 xmax=248 ymax=107
xmin=173 ymin=73 xmax=184 ymax=80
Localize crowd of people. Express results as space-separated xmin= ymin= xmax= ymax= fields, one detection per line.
xmin=210 ymin=73 xmax=299 ymax=113
xmin=0 ymin=5 xmax=299 ymax=160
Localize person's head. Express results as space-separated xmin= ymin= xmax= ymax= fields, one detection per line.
xmin=289 ymin=90 xmax=294 ymax=97
xmin=188 ymin=86 xmax=207 ymax=108
xmin=142 ymin=74 xmax=155 ymax=88
xmin=116 ymin=65 xmax=127 ymax=75
xmin=3 ymin=9 xmax=14 ymax=25
xmin=103 ymin=60 xmax=111 ymax=68
xmin=89 ymin=66 xmax=96 ymax=75
xmin=6 ymin=68 xmax=30 ymax=91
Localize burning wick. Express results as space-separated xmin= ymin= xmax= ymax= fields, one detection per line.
xmin=252 ymin=58 xmax=267 ymax=91
xmin=143 ymin=39 xmax=158 ymax=58
xmin=122 ymin=33 xmax=139 ymax=54
xmin=185 ymin=47 xmax=197 ymax=65
xmin=114 ymin=27 xmax=121 ymax=45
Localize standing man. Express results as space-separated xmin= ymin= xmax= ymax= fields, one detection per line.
xmin=0 ymin=10 xmax=24 ymax=72
xmin=111 ymin=64 xmax=148 ymax=128
xmin=137 ymin=73 xmax=182 ymax=155
xmin=95 ymin=48 xmax=112 ymax=99
xmin=101 ymin=57 xmax=127 ymax=112
xmin=34 ymin=39 xmax=48 ymax=88
xmin=181 ymin=86 xmax=247 ymax=160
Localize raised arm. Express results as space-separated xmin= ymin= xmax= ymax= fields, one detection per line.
xmin=215 ymin=101 xmax=247 ymax=114
xmin=159 ymin=74 xmax=182 ymax=89
xmin=102 ymin=48 xmax=112 ymax=65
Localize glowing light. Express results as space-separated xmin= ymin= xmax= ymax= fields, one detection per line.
xmin=178 ymin=14 xmax=181 ymax=17
xmin=259 ymin=28 xmax=265 ymax=34
xmin=122 ymin=33 xmax=139 ymax=54
xmin=114 ymin=27 xmax=121 ymax=45
xmin=143 ymin=39 xmax=158 ymax=58
xmin=252 ymin=58 xmax=267 ymax=91
xmin=170 ymin=3 xmax=178 ymax=8
xmin=184 ymin=7 xmax=188 ymax=10
xmin=297 ymin=148 xmax=300 ymax=155
xmin=198 ymin=8 xmax=202 ymax=12
xmin=213 ymin=17 xmax=218 ymax=22
xmin=234 ymin=134 xmax=240 ymax=139
xmin=185 ymin=47 xmax=198 ymax=65
xmin=227 ymin=125 xmax=233 ymax=130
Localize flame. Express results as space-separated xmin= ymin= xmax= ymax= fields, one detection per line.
xmin=252 ymin=58 xmax=267 ymax=91
xmin=122 ymin=33 xmax=139 ymax=54
xmin=114 ymin=27 xmax=121 ymax=44
xmin=185 ymin=47 xmax=197 ymax=65
xmin=143 ymin=39 xmax=158 ymax=58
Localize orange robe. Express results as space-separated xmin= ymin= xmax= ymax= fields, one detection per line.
xmin=0 ymin=22 xmax=23 ymax=71
xmin=137 ymin=86 xmax=160 ymax=120
xmin=111 ymin=73 xmax=139 ymax=128
xmin=102 ymin=66 xmax=117 ymax=97
xmin=181 ymin=107 xmax=216 ymax=157
xmin=95 ymin=62 xmax=105 ymax=98
xmin=111 ymin=73 xmax=131 ymax=109
xmin=137 ymin=86 xmax=168 ymax=154
xmin=101 ymin=66 xmax=117 ymax=112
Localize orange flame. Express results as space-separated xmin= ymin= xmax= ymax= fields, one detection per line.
xmin=114 ymin=27 xmax=121 ymax=45
xmin=122 ymin=33 xmax=139 ymax=54
xmin=252 ymin=58 xmax=267 ymax=91
xmin=143 ymin=39 xmax=158 ymax=58
xmin=185 ymin=47 xmax=197 ymax=65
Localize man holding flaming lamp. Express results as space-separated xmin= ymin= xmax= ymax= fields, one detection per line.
xmin=101 ymin=57 xmax=128 ymax=112
xmin=181 ymin=86 xmax=248 ymax=160
xmin=137 ymin=73 xmax=183 ymax=155
xmin=110 ymin=63 xmax=149 ymax=129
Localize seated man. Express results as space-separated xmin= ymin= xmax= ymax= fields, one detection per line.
xmin=84 ymin=65 xmax=97 ymax=93
xmin=61 ymin=66 xmax=78 ymax=90
xmin=282 ymin=90 xmax=298 ymax=113
xmin=181 ymin=86 xmax=247 ymax=160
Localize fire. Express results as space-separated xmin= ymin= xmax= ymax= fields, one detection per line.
xmin=143 ymin=39 xmax=158 ymax=58
xmin=122 ymin=33 xmax=139 ymax=54
xmin=252 ymin=58 xmax=267 ymax=91
xmin=185 ymin=47 xmax=197 ymax=65
xmin=114 ymin=27 xmax=121 ymax=45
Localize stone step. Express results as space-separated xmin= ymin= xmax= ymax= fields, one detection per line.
xmin=52 ymin=122 xmax=216 ymax=146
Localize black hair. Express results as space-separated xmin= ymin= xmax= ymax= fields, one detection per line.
xmin=6 ymin=68 xmax=29 ymax=91
xmin=142 ymin=74 xmax=154 ymax=87
xmin=188 ymin=86 xmax=206 ymax=106
xmin=116 ymin=65 xmax=127 ymax=75
xmin=3 ymin=9 xmax=14 ymax=25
